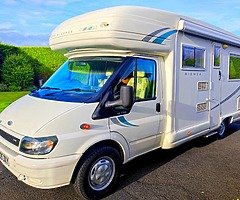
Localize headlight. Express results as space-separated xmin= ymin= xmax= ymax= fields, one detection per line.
xmin=20 ymin=136 xmax=58 ymax=155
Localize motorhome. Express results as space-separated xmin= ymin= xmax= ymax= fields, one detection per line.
xmin=0 ymin=6 xmax=240 ymax=199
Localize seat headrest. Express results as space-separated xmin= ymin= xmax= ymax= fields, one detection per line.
xmin=106 ymin=71 xmax=113 ymax=76
xmin=136 ymin=71 xmax=145 ymax=78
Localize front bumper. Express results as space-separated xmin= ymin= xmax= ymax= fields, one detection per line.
xmin=0 ymin=142 xmax=80 ymax=189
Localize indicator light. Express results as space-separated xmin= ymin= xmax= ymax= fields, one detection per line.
xmin=80 ymin=123 xmax=91 ymax=130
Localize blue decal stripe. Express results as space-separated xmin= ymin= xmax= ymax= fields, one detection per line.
xmin=110 ymin=118 xmax=126 ymax=127
xmin=211 ymin=85 xmax=240 ymax=110
xmin=211 ymin=103 xmax=219 ymax=111
xmin=142 ymin=27 xmax=169 ymax=42
xmin=153 ymin=30 xmax=177 ymax=44
xmin=117 ymin=116 xmax=138 ymax=127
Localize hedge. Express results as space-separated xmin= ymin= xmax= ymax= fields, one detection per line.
xmin=0 ymin=44 xmax=20 ymax=82
xmin=0 ymin=44 xmax=67 ymax=91
xmin=2 ymin=54 xmax=35 ymax=91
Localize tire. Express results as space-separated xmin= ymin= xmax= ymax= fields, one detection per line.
xmin=73 ymin=146 xmax=121 ymax=199
xmin=217 ymin=121 xmax=226 ymax=139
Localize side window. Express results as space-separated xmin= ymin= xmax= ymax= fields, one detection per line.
xmin=229 ymin=54 xmax=240 ymax=80
xmin=182 ymin=45 xmax=205 ymax=69
xmin=135 ymin=58 xmax=156 ymax=100
xmin=113 ymin=58 xmax=156 ymax=101
xmin=214 ymin=46 xmax=221 ymax=67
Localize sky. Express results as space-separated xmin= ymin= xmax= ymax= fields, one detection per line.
xmin=0 ymin=0 xmax=240 ymax=46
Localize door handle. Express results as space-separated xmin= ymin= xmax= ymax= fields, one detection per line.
xmin=156 ymin=103 xmax=161 ymax=112
xmin=219 ymin=70 xmax=222 ymax=81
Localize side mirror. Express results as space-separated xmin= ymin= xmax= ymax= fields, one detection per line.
xmin=120 ymin=85 xmax=134 ymax=108
xmin=105 ymin=85 xmax=134 ymax=108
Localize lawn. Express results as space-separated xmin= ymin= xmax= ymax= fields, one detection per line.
xmin=0 ymin=91 xmax=29 ymax=112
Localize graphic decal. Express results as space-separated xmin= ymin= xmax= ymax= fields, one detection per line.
xmin=153 ymin=30 xmax=177 ymax=44
xmin=110 ymin=116 xmax=138 ymax=127
xmin=211 ymin=85 xmax=240 ymax=110
xmin=110 ymin=117 xmax=126 ymax=127
xmin=142 ymin=27 xmax=169 ymax=42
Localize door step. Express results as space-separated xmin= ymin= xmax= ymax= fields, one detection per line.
xmin=204 ymin=131 xmax=218 ymax=138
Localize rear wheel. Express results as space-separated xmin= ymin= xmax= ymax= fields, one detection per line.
xmin=217 ymin=121 xmax=226 ymax=139
xmin=73 ymin=146 xmax=121 ymax=199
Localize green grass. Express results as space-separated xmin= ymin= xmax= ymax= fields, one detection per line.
xmin=0 ymin=91 xmax=29 ymax=112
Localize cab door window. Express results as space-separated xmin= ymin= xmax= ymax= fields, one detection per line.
xmin=114 ymin=58 xmax=156 ymax=101
xmin=135 ymin=58 xmax=156 ymax=100
xmin=92 ymin=57 xmax=157 ymax=119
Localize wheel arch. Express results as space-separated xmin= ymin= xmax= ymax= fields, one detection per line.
xmin=221 ymin=116 xmax=232 ymax=126
xmin=70 ymin=139 xmax=126 ymax=184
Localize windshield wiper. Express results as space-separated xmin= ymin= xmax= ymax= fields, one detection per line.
xmin=40 ymin=87 xmax=96 ymax=96
xmin=40 ymin=87 xmax=62 ymax=96
xmin=40 ymin=86 xmax=62 ymax=90
xmin=63 ymin=88 xmax=96 ymax=93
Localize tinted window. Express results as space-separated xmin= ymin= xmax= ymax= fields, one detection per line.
xmin=31 ymin=57 xmax=124 ymax=102
xmin=136 ymin=58 xmax=156 ymax=100
xmin=229 ymin=54 xmax=240 ymax=80
xmin=114 ymin=58 xmax=156 ymax=101
xmin=214 ymin=46 xmax=221 ymax=67
xmin=182 ymin=45 xmax=205 ymax=69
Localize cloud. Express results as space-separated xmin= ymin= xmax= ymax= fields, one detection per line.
xmin=0 ymin=22 xmax=14 ymax=30
xmin=0 ymin=31 xmax=49 ymax=46
xmin=214 ymin=0 xmax=240 ymax=5
xmin=41 ymin=22 xmax=57 ymax=28
xmin=3 ymin=0 xmax=18 ymax=5
xmin=30 ymin=11 xmax=42 ymax=16
xmin=46 ymin=0 xmax=68 ymax=6
xmin=220 ymin=18 xmax=240 ymax=34
xmin=182 ymin=9 xmax=240 ymax=36
xmin=23 ymin=0 xmax=68 ymax=6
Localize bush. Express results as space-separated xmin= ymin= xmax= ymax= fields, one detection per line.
xmin=2 ymin=54 xmax=34 ymax=90
xmin=8 ymin=85 xmax=21 ymax=92
xmin=0 ymin=44 xmax=20 ymax=82
xmin=0 ymin=44 xmax=20 ymax=65
xmin=0 ymin=44 xmax=67 ymax=90
xmin=0 ymin=83 xmax=8 ymax=92
xmin=38 ymin=65 xmax=54 ymax=82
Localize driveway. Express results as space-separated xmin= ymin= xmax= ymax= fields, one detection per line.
xmin=1 ymin=123 xmax=240 ymax=200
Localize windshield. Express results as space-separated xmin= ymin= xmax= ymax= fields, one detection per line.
xmin=30 ymin=56 xmax=125 ymax=102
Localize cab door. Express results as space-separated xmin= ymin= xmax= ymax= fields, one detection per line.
xmin=109 ymin=57 xmax=163 ymax=157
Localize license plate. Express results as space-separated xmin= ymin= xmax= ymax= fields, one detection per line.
xmin=0 ymin=151 xmax=9 ymax=166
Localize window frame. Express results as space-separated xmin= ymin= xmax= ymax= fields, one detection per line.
xmin=130 ymin=57 xmax=157 ymax=102
xmin=228 ymin=53 xmax=240 ymax=81
xmin=181 ymin=44 xmax=206 ymax=71
xmin=135 ymin=57 xmax=157 ymax=102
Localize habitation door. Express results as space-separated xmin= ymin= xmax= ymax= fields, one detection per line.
xmin=210 ymin=44 xmax=222 ymax=128
xmin=109 ymin=57 xmax=163 ymax=157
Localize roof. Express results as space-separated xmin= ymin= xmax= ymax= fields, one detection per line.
xmin=49 ymin=6 xmax=240 ymax=52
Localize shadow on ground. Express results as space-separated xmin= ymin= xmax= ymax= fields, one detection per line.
xmin=113 ymin=122 xmax=240 ymax=195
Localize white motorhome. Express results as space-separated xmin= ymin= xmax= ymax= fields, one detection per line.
xmin=1 ymin=6 xmax=240 ymax=199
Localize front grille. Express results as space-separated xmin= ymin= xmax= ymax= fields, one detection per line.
xmin=0 ymin=129 xmax=20 ymax=146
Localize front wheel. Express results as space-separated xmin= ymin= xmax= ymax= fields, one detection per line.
xmin=73 ymin=146 xmax=121 ymax=199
